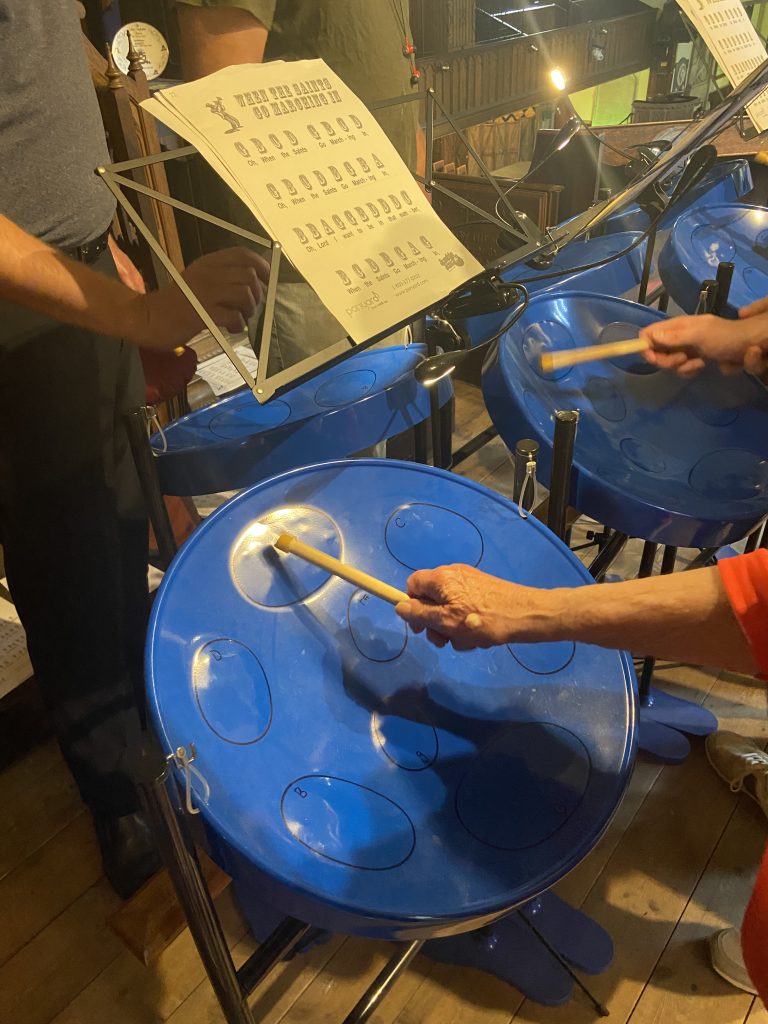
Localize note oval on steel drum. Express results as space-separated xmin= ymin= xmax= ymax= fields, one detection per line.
xmin=347 ymin=590 xmax=407 ymax=663
xmin=281 ymin=776 xmax=416 ymax=870
xmin=385 ymin=503 xmax=483 ymax=570
xmin=148 ymin=460 xmax=635 ymax=939
xmin=455 ymin=723 xmax=591 ymax=850
xmin=372 ymin=712 xmax=438 ymax=771
xmin=482 ymin=291 xmax=768 ymax=548
xmin=193 ymin=639 xmax=272 ymax=744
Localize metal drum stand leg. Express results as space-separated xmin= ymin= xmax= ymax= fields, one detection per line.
xmin=134 ymin=741 xmax=428 ymax=1023
xmin=422 ymin=892 xmax=612 ymax=1012
xmin=133 ymin=742 xmax=326 ymax=1024
xmin=126 ymin=407 xmax=178 ymax=570
xmin=635 ymin=544 xmax=717 ymax=763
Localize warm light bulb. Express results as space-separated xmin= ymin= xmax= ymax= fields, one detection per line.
xmin=550 ymin=68 xmax=567 ymax=92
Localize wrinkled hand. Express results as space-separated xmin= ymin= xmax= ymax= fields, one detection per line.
xmin=640 ymin=311 xmax=768 ymax=378
xmin=395 ymin=564 xmax=539 ymax=651
xmin=125 ymin=247 xmax=270 ymax=351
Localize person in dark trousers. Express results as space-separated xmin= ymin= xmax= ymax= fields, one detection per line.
xmin=0 ymin=0 xmax=268 ymax=897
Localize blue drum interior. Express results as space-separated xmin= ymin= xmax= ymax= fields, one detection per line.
xmin=659 ymin=204 xmax=768 ymax=314
xmin=148 ymin=461 xmax=635 ymax=939
xmin=460 ymin=231 xmax=646 ymax=349
xmin=482 ymin=292 xmax=768 ymax=547
xmin=598 ymin=157 xmax=751 ymax=235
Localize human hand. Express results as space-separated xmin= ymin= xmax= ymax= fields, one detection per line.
xmin=640 ymin=312 xmax=768 ymax=377
xmin=124 ymin=247 xmax=270 ymax=351
xmin=395 ymin=564 xmax=546 ymax=651
xmin=108 ymin=236 xmax=146 ymax=294
xmin=141 ymin=346 xmax=198 ymax=403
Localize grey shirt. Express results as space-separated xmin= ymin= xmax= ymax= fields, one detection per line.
xmin=0 ymin=1 xmax=116 ymax=249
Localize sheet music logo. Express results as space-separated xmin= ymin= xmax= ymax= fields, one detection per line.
xmin=439 ymin=252 xmax=466 ymax=271
xmin=346 ymin=293 xmax=381 ymax=317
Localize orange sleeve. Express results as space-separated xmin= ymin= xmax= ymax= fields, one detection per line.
xmin=717 ymin=550 xmax=768 ymax=678
xmin=742 ymin=843 xmax=768 ymax=1003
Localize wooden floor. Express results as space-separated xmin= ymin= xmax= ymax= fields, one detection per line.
xmin=1 ymin=382 xmax=767 ymax=1024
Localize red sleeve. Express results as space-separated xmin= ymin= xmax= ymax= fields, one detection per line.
xmin=717 ymin=550 xmax=768 ymax=677
xmin=743 ymin=843 xmax=768 ymax=1004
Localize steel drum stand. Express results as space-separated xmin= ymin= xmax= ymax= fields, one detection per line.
xmin=630 ymin=261 xmax=736 ymax=762
xmin=134 ymin=739 xmax=614 ymax=1018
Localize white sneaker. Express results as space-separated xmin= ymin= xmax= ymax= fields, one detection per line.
xmin=705 ymin=731 xmax=768 ymax=819
xmin=710 ymin=928 xmax=757 ymax=995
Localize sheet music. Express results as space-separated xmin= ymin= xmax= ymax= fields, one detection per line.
xmin=676 ymin=0 xmax=768 ymax=131
xmin=0 ymin=584 xmax=31 ymax=699
xmin=196 ymin=341 xmax=259 ymax=396
xmin=143 ymin=60 xmax=483 ymax=343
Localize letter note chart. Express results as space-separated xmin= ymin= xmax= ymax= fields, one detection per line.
xmin=144 ymin=60 xmax=483 ymax=342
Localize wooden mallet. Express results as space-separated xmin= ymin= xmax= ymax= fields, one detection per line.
xmin=540 ymin=337 xmax=649 ymax=374
xmin=272 ymin=531 xmax=408 ymax=605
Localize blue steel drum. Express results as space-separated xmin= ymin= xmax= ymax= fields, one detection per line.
xmin=461 ymin=231 xmax=646 ymax=349
xmin=599 ymin=157 xmax=752 ymax=235
xmin=659 ymin=204 xmax=768 ymax=315
xmin=150 ymin=344 xmax=451 ymax=495
xmin=147 ymin=460 xmax=635 ymax=939
xmin=483 ymin=292 xmax=768 ymax=548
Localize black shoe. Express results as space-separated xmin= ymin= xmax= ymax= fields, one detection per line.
xmin=93 ymin=810 xmax=163 ymax=899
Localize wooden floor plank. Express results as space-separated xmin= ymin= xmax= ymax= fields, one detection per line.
xmin=265 ymin=938 xmax=434 ymax=1024
xmin=270 ymin=938 xmax=404 ymax=1024
xmin=52 ymin=889 xmax=247 ymax=1024
xmin=745 ymin=999 xmax=768 ymax=1022
xmin=0 ymin=764 xmax=82 ymax=882
xmin=0 ymin=882 xmax=122 ymax=1024
xmin=389 ymin=960 xmax=517 ymax=1024
xmin=626 ymin=799 xmax=766 ymax=1024
xmin=0 ymin=737 xmax=62 ymax=796
xmin=0 ymin=812 xmax=101 ymax=970
xmin=452 ymin=382 xmax=492 ymax=449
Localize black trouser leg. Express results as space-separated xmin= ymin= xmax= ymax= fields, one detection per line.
xmin=0 ymin=260 xmax=148 ymax=815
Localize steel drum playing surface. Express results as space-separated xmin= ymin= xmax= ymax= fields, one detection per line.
xmin=148 ymin=461 xmax=635 ymax=939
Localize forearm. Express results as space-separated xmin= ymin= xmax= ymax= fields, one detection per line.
xmin=528 ymin=568 xmax=756 ymax=675
xmin=0 ymin=214 xmax=146 ymax=342
xmin=176 ymin=4 xmax=268 ymax=79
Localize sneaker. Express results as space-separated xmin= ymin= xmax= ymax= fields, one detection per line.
xmin=705 ymin=731 xmax=768 ymax=819
xmin=710 ymin=928 xmax=758 ymax=995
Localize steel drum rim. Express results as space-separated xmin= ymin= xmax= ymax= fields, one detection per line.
xmin=150 ymin=344 xmax=434 ymax=456
xmin=147 ymin=458 xmax=636 ymax=932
